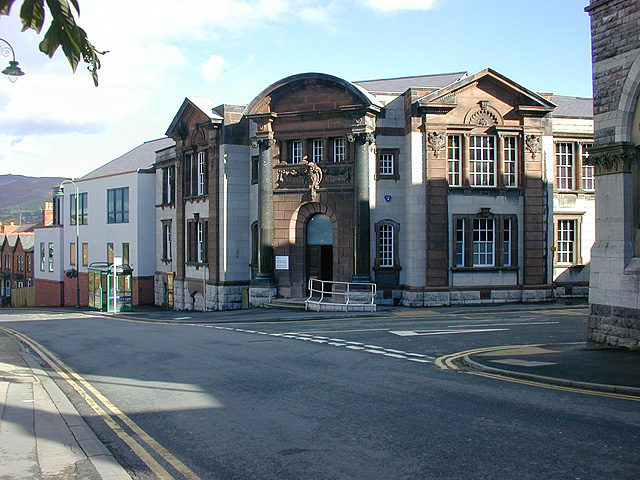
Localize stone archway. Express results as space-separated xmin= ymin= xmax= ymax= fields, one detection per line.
xmin=288 ymin=203 xmax=338 ymax=297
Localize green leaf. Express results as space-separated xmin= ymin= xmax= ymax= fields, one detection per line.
xmin=0 ymin=0 xmax=17 ymax=16
xmin=19 ymin=0 xmax=45 ymax=33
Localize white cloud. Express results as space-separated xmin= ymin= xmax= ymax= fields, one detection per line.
xmin=365 ymin=0 xmax=438 ymax=12
xmin=202 ymin=55 xmax=229 ymax=80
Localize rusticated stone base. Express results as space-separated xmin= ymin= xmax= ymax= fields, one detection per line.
xmin=249 ymin=286 xmax=277 ymax=307
xmin=588 ymin=303 xmax=640 ymax=349
xmin=402 ymin=288 xmax=553 ymax=307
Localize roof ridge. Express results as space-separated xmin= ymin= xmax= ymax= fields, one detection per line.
xmin=354 ymin=71 xmax=467 ymax=83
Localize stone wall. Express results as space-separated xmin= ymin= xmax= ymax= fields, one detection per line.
xmin=586 ymin=0 xmax=640 ymax=348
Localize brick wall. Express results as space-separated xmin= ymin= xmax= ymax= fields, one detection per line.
xmin=35 ymin=279 xmax=64 ymax=307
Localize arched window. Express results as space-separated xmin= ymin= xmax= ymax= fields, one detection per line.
xmin=374 ymin=220 xmax=401 ymax=285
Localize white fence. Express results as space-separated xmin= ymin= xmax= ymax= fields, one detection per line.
xmin=305 ymin=279 xmax=377 ymax=312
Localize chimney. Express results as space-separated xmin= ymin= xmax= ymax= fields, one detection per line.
xmin=43 ymin=202 xmax=54 ymax=226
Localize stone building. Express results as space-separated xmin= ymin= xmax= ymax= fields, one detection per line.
xmin=586 ymin=0 xmax=640 ymax=347
xmin=155 ymin=68 xmax=594 ymax=310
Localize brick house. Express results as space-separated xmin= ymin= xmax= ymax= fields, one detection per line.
xmin=156 ymin=68 xmax=594 ymax=310
xmin=0 ymin=234 xmax=34 ymax=306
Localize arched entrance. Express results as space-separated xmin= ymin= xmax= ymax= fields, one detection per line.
xmin=306 ymin=214 xmax=333 ymax=287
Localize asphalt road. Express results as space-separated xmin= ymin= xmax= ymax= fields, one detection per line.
xmin=1 ymin=306 xmax=639 ymax=480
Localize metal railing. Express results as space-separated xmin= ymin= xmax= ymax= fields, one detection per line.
xmin=305 ymin=278 xmax=377 ymax=312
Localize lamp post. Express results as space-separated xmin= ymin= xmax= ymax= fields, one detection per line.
xmin=55 ymin=180 xmax=80 ymax=308
xmin=0 ymin=38 xmax=25 ymax=82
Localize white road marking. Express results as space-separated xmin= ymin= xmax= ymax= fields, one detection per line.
xmin=445 ymin=321 xmax=559 ymax=328
xmin=389 ymin=328 xmax=508 ymax=337
xmin=204 ymin=326 xmax=435 ymax=365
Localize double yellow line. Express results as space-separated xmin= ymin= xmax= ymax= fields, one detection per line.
xmin=2 ymin=327 xmax=202 ymax=480
xmin=435 ymin=343 xmax=640 ymax=401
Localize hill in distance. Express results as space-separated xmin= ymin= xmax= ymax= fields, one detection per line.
xmin=0 ymin=174 xmax=67 ymax=224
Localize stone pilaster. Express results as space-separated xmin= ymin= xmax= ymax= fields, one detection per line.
xmin=252 ymin=137 xmax=276 ymax=285
xmin=348 ymin=131 xmax=375 ymax=282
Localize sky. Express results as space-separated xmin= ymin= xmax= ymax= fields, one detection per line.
xmin=0 ymin=0 xmax=593 ymax=179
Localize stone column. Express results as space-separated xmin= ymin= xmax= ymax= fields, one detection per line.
xmin=349 ymin=132 xmax=375 ymax=282
xmin=252 ymin=137 xmax=276 ymax=285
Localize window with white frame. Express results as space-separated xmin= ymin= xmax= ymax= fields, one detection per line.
xmin=375 ymin=220 xmax=400 ymax=272
xmin=291 ymin=140 xmax=302 ymax=164
xmin=162 ymin=222 xmax=172 ymax=261
xmin=70 ymin=192 xmax=88 ymax=225
xmin=379 ymin=224 xmax=394 ymax=267
xmin=581 ymin=143 xmax=594 ymax=191
xmin=473 ymin=218 xmax=495 ymax=266
xmin=469 ymin=135 xmax=496 ymax=187
xmin=556 ymin=142 xmax=574 ymax=190
xmin=197 ymin=151 xmax=206 ymax=196
xmin=379 ymin=153 xmax=394 ymax=176
xmin=447 ymin=135 xmax=462 ymax=186
xmin=162 ymin=165 xmax=175 ymax=204
xmin=455 ymin=218 xmax=465 ymax=266
xmin=40 ymin=242 xmax=45 ymax=271
xmin=48 ymin=242 xmax=54 ymax=272
xmin=333 ymin=138 xmax=345 ymax=162
xmin=187 ymin=219 xmax=208 ymax=264
xmin=503 ymin=218 xmax=513 ymax=266
xmin=503 ymin=136 xmax=518 ymax=187
xmin=556 ymin=218 xmax=577 ymax=264
xmin=377 ymin=149 xmax=398 ymax=180
xmin=453 ymin=214 xmax=517 ymax=269
xmin=312 ymin=139 xmax=324 ymax=163
xmin=197 ymin=221 xmax=205 ymax=263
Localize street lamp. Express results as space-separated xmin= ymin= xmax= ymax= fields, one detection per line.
xmin=0 ymin=38 xmax=25 ymax=83
xmin=55 ymin=180 xmax=80 ymax=308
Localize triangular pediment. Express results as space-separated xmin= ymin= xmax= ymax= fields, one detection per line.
xmin=416 ymin=67 xmax=556 ymax=116
xmin=165 ymin=96 xmax=223 ymax=140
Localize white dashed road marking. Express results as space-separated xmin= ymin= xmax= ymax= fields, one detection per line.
xmin=208 ymin=326 xmax=436 ymax=364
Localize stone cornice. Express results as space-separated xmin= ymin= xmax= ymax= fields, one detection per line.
xmin=585 ymin=142 xmax=637 ymax=175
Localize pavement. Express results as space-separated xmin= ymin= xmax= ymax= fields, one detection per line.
xmin=0 ymin=301 xmax=639 ymax=479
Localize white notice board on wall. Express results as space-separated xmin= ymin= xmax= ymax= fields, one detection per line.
xmin=275 ymin=256 xmax=289 ymax=270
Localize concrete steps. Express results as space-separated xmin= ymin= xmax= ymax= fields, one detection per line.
xmin=264 ymin=298 xmax=307 ymax=310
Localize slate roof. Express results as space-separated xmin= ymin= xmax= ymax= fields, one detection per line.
xmin=551 ymin=95 xmax=593 ymax=118
xmin=187 ymin=97 xmax=225 ymax=121
xmin=81 ymin=137 xmax=175 ymax=180
xmin=354 ymin=72 xmax=468 ymax=94
xmin=20 ymin=235 xmax=34 ymax=252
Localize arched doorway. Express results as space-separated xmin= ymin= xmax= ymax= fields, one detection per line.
xmin=306 ymin=214 xmax=333 ymax=287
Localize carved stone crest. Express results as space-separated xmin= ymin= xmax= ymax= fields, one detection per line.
xmin=525 ymin=134 xmax=541 ymax=160
xmin=304 ymin=161 xmax=323 ymax=201
xmin=427 ymin=131 xmax=446 ymax=158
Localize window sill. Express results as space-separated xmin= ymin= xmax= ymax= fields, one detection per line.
xmin=186 ymin=262 xmax=208 ymax=269
xmin=375 ymin=175 xmax=400 ymax=181
xmin=451 ymin=266 xmax=518 ymax=272
xmin=373 ymin=265 xmax=402 ymax=272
